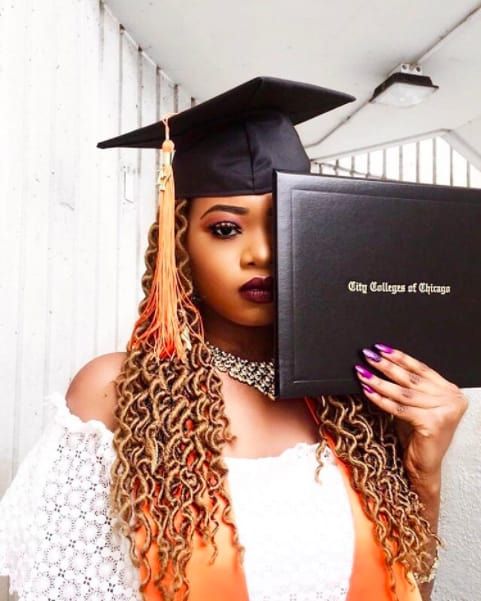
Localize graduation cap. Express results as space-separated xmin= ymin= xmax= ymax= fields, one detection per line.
xmin=98 ymin=76 xmax=355 ymax=198
xmin=97 ymin=76 xmax=355 ymax=361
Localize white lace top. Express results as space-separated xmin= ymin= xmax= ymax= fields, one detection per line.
xmin=0 ymin=393 xmax=356 ymax=601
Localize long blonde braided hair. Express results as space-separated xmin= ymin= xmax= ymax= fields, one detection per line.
xmin=109 ymin=197 xmax=440 ymax=601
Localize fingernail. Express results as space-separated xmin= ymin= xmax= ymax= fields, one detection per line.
xmin=374 ymin=343 xmax=393 ymax=354
xmin=362 ymin=348 xmax=382 ymax=362
xmin=355 ymin=365 xmax=374 ymax=379
xmin=361 ymin=383 xmax=374 ymax=393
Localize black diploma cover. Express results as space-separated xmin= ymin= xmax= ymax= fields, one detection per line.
xmin=273 ymin=170 xmax=481 ymax=398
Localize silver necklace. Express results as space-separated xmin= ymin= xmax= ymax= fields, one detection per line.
xmin=206 ymin=341 xmax=275 ymax=400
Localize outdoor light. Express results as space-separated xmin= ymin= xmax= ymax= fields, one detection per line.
xmin=371 ymin=64 xmax=439 ymax=108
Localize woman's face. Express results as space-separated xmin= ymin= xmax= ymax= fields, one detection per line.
xmin=185 ymin=193 xmax=274 ymax=327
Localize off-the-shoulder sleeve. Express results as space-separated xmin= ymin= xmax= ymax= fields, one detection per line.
xmin=0 ymin=392 xmax=141 ymax=600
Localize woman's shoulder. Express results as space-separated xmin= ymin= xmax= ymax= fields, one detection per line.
xmin=66 ymin=351 xmax=127 ymax=433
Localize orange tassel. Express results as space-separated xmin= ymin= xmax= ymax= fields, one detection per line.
xmin=128 ymin=114 xmax=203 ymax=362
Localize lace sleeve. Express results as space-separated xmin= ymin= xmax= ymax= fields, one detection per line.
xmin=0 ymin=392 xmax=140 ymax=601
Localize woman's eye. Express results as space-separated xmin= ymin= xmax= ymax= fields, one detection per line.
xmin=208 ymin=221 xmax=241 ymax=239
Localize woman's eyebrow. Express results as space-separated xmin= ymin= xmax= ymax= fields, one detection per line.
xmin=200 ymin=205 xmax=272 ymax=219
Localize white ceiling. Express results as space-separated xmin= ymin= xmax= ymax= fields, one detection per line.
xmin=106 ymin=0 xmax=481 ymax=163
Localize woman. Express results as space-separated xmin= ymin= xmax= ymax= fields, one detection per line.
xmin=0 ymin=77 xmax=468 ymax=601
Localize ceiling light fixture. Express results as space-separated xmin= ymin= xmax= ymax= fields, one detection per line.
xmin=370 ymin=63 xmax=439 ymax=108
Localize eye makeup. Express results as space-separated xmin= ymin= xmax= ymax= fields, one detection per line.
xmin=207 ymin=221 xmax=242 ymax=239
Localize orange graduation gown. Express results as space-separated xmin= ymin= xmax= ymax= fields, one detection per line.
xmin=135 ymin=398 xmax=422 ymax=601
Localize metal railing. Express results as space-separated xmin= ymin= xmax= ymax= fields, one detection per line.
xmin=314 ymin=136 xmax=481 ymax=188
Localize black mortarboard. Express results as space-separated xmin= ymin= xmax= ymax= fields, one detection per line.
xmin=97 ymin=76 xmax=355 ymax=199
xmin=97 ymin=76 xmax=355 ymax=363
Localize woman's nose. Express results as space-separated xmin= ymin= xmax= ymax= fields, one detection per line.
xmin=241 ymin=229 xmax=273 ymax=267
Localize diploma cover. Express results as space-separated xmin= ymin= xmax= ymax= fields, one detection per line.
xmin=273 ymin=170 xmax=481 ymax=398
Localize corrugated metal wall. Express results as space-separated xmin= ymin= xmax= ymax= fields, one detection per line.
xmin=0 ymin=2 xmax=193 ymax=598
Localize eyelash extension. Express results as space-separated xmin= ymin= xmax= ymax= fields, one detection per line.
xmin=208 ymin=221 xmax=242 ymax=239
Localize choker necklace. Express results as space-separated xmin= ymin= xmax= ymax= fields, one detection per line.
xmin=206 ymin=341 xmax=275 ymax=400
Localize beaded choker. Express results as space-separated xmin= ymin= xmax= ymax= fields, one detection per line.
xmin=206 ymin=341 xmax=275 ymax=400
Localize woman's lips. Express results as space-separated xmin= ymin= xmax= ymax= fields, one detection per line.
xmin=239 ymin=288 xmax=273 ymax=303
xmin=238 ymin=276 xmax=273 ymax=304
xmin=239 ymin=276 xmax=273 ymax=292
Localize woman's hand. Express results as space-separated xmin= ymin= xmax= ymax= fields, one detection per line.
xmin=354 ymin=343 xmax=468 ymax=482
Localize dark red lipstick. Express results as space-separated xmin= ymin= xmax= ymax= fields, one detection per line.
xmin=239 ymin=276 xmax=273 ymax=304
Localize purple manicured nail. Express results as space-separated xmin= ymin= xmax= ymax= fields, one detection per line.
xmin=355 ymin=365 xmax=374 ymax=379
xmin=362 ymin=348 xmax=382 ymax=362
xmin=374 ymin=343 xmax=393 ymax=354
xmin=361 ymin=383 xmax=374 ymax=393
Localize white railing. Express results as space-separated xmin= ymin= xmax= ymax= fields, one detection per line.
xmin=313 ymin=136 xmax=481 ymax=188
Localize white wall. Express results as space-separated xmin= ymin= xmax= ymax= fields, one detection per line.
xmin=0 ymin=2 xmax=193 ymax=599
xmin=0 ymin=2 xmax=478 ymax=601
xmin=435 ymin=391 xmax=480 ymax=601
